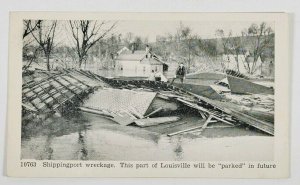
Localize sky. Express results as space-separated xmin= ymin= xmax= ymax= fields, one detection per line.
xmin=30 ymin=20 xmax=275 ymax=46
xmin=113 ymin=20 xmax=275 ymax=42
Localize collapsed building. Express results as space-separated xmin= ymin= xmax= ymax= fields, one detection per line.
xmin=22 ymin=68 xmax=274 ymax=136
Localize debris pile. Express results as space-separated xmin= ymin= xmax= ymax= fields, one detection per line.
xmin=22 ymin=69 xmax=105 ymax=123
xmin=22 ymin=69 xmax=275 ymax=136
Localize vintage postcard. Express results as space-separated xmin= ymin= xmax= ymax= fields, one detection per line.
xmin=6 ymin=12 xmax=290 ymax=178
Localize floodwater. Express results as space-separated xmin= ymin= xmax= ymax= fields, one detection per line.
xmin=21 ymin=111 xmax=274 ymax=161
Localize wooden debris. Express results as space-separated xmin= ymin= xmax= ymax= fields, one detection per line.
xmin=22 ymin=69 xmax=274 ymax=136
xmin=176 ymin=98 xmax=234 ymax=126
xmin=144 ymin=107 xmax=163 ymax=118
xmin=78 ymin=106 xmax=135 ymax=126
xmin=83 ymin=88 xmax=157 ymax=118
xmin=135 ymin=116 xmax=180 ymax=127
xmin=227 ymin=75 xmax=274 ymax=95
xmin=167 ymin=116 xmax=213 ymax=136
xmin=22 ymin=70 xmax=98 ymax=121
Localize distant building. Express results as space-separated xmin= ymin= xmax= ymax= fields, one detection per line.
xmin=115 ymin=47 xmax=168 ymax=77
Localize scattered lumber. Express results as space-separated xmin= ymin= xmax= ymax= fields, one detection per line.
xmin=78 ymin=106 xmax=113 ymax=118
xmin=22 ymin=70 xmax=275 ymax=136
xmin=78 ymin=106 xmax=135 ymax=126
xmin=176 ymin=98 xmax=234 ymax=126
xmin=167 ymin=116 xmax=213 ymax=136
xmin=135 ymin=116 xmax=180 ymax=127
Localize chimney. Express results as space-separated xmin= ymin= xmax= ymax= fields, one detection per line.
xmin=145 ymin=45 xmax=150 ymax=58
xmin=131 ymin=44 xmax=135 ymax=54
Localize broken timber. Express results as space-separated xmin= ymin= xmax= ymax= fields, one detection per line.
xmin=91 ymin=72 xmax=274 ymax=135
xmin=135 ymin=116 xmax=180 ymax=127
xmin=22 ymin=69 xmax=274 ymax=136
xmin=167 ymin=115 xmax=213 ymax=136
xmin=22 ymin=70 xmax=100 ymax=122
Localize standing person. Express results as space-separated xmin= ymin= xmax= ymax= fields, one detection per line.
xmin=171 ymin=63 xmax=186 ymax=84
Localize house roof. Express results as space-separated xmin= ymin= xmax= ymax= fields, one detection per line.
xmin=116 ymin=50 xmax=146 ymax=61
xmin=140 ymin=58 xmax=163 ymax=65
xmin=116 ymin=49 xmax=168 ymax=67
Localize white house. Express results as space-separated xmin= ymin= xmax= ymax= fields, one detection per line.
xmin=115 ymin=48 xmax=168 ymax=77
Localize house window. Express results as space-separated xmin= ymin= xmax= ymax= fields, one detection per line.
xmin=143 ymin=66 xmax=146 ymax=72
xmin=155 ymin=66 xmax=158 ymax=72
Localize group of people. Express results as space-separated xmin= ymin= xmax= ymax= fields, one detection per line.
xmin=148 ymin=63 xmax=186 ymax=84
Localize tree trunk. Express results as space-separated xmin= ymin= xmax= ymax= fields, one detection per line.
xmin=46 ymin=55 xmax=50 ymax=71
xmin=78 ymin=57 xmax=83 ymax=69
xmin=251 ymin=55 xmax=258 ymax=74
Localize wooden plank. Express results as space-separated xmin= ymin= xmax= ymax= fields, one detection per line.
xmin=198 ymin=110 xmax=206 ymax=119
xmin=65 ymin=72 xmax=90 ymax=88
xmin=78 ymin=106 xmax=114 ymax=118
xmin=176 ymin=98 xmax=234 ymax=126
xmin=167 ymin=116 xmax=212 ymax=136
xmin=229 ymin=109 xmax=274 ymax=135
xmin=144 ymin=107 xmax=163 ymax=118
xmin=22 ymin=73 xmax=61 ymax=88
xmin=27 ymin=81 xmax=53 ymax=111
xmin=49 ymin=76 xmax=82 ymax=100
xmin=79 ymin=106 xmax=135 ymax=126
xmin=186 ymin=91 xmax=274 ymax=135
xmin=135 ymin=116 xmax=180 ymax=127
xmin=196 ymin=115 xmax=213 ymax=134
xmin=22 ymin=103 xmax=38 ymax=112
xmin=31 ymin=76 xmax=63 ymax=109
xmin=87 ymin=71 xmax=104 ymax=82
xmin=60 ymin=75 xmax=86 ymax=91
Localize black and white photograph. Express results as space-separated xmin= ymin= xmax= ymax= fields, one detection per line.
xmin=21 ymin=18 xmax=275 ymax=161
xmin=4 ymin=11 xmax=291 ymax=178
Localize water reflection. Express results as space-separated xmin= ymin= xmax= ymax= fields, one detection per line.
xmin=77 ymin=131 xmax=88 ymax=160
xmin=44 ymin=135 xmax=54 ymax=160
xmin=21 ymin=111 xmax=273 ymax=161
xmin=171 ymin=136 xmax=184 ymax=161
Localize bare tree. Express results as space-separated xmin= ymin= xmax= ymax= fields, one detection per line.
xmin=215 ymin=29 xmax=233 ymax=55
xmin=23 ymin=20 xmax=43 ymax=70
xmin=216 ymin=29 xmax=247 ymax=72
xmin=68 ymin=20 xmax=116 ymax=68
xmin=176 ymin=23 xmax=199 ymax=73
xmin=23 ymin=20 xmax=42 ymax=39
xmin=30 ymin=20 xmax=57 ymax=71
xmin=22 ymin=47 xmax=42 ymax=71
xmin=245 ymin=22 xmax=274 ymax=74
